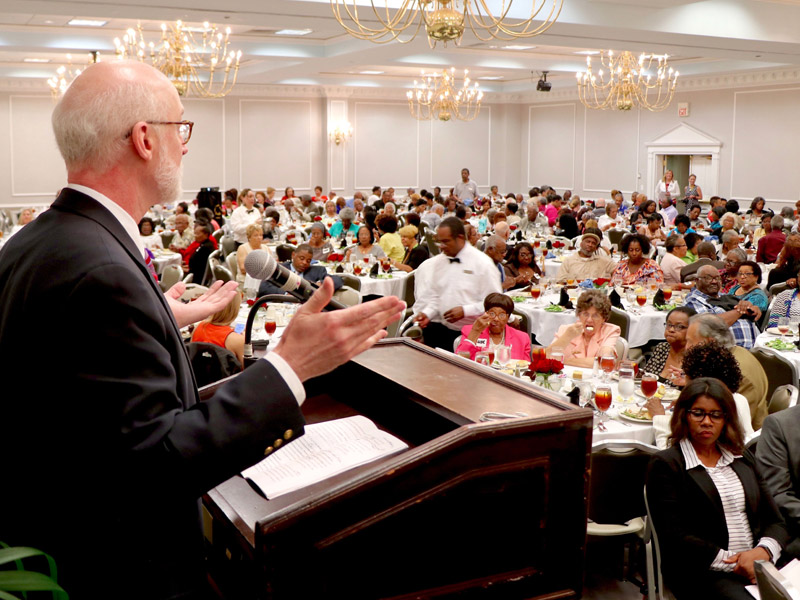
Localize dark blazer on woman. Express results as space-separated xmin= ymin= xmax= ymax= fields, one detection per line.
xmin=402 ymin=244 xmax=429 ymax=270
xmin=646 ymin=445 xmax=788 ymax=597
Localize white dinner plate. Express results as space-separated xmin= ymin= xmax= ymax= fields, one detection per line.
xmin=617 ymin=410 xmax=653 ymax=424
xmin=766 ymin=326 xmax=794 ymax=336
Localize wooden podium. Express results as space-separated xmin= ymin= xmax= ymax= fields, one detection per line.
xmin=202 ymin=339 xmax=592 ymax=600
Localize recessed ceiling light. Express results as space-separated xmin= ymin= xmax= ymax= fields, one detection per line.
xmin=504 ymin=45 xmax=536 ymax=50
xmin=24 ymin=58 xmax=51 ymax=63
xmin=275 ymin=28 xmax=313 ymax=36
xmin=68 ymin=18 xmax=108 ymax=27
xmin=574 ymin=50 xmax=600 ymax=55
xmin=44 ymin=20 xmax=55 ymax=25
xmin=478 ymin=75 xmax=503 ymax=80
xmin=359 ymin=70 xmax=384 ymax=75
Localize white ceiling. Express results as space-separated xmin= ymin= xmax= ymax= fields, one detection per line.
xmin=1 ymin=0 xmax=800 ymax=96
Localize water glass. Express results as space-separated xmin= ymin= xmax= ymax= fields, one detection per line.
xmin=496 ymin=345 xmax=511 ymax=368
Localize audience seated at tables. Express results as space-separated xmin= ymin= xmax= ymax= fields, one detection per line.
xmin=393 ymin=225 xmax=429 ymax=272
xmin=647 ymin=341 xmax=754 ymax=450
xmin=307 ymin=222 xmax=334 ymax=262
xmin=484 ymin=235 xmax=513 ymax=290
xmin=757 ymin=215 xmax=787 ymax=264
xmin=191 ymin=292 xmax=245 ymax=366
xmin=258 ymin=243 xmax=342 ymax=297
xmin=597 ymin=202 xmax=623 ymax=231
xmin=345 ymin=225 xmax=386 ymax=263
xmin=328 ymin=208 xmax=359 ymax=240
xmin=138 ymin=217 xmax=162 ymax=251
xmin=688 ymin=205 xmax=706 ymax=230
xmin=547 ymin=290 xmax=620 ymax=368
xmin=236 ymin=224 xmax=265 ymax=286
xmin=639 ymin=213 xmax=668 ymax=244
xmin=720 ymin=248 xmax=746 ymax=293
xmin=376 ymin=215 xmax=404 ymax=262
xmin=669 ymin=214 xmax=696 ymax=237
xmin=169 ymin=213 xmax=194 ymax=251
xmin=644 ymin=306 xmax=696 ymax=384
xmin=683 ymin=265 xmax=761 ymax=350
xmin=612 ymin=233 xmax=664 ymax=286
xmin=756 ymin=402 xmax=800 ymax=558
xmin=503 ymin=242 xmax=542 ymax=291
xmin=726 ymin=261 xmax=768 ymax=315
xmin=767 ymin=232 xmax=800 ymax=289
xmin=660 ymin=236 xmax=689 ymax=289
xmin=455 ymin=293 xmax=531 ymax=361
xmin=556 ymin=229 xmax=615 ymax=281
xmin=164 ymin=200 xmax=191 ymax=229
xmin=413 ymin=217 xmax=502 ymax=350
xmin=183 ymin=223 xmax=216 ymax=284
xmin=646 ymin=377 xmax=787 ymax=600
xmin=683 ymin=231 xmax=701 ymax=264
xmin=680 ymin=313 xmax=768 ymax=430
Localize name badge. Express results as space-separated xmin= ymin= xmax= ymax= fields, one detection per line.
xmin=475 ymin=338 xmax=488 ymax=348
xmin=464 ymin=269 xmax=474 ymax=274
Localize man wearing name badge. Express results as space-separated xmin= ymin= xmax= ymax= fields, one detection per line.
xmin=258 ymin=243 xmax=343 ymax=297
xmin=230 ymin=186 xmax=262 ymax=248
xmin=0 ymin=60 xmax=404 ymax=600
xmin=413 ymin=217 xmax=501 ymax=350
xmin=454 ymin=168 xmax=479 ymax=207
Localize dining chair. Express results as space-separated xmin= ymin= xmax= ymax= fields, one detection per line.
xmin=275 ymin=244 xmax=296 ymax=263
xmin=339 ymin=273 xmax=362 ymax=292
xmin=221 ymin=235 xmax=236 ymax=259
xmin=608 ymin=307 xmax=631 ymax=340
xmin=607 ymin=229 xmax=626 ymax=248
xmin=768 ymin=384 xmax=799 ymax=415
xmin=755 ymin=560 xmax=800 ymax=600
xmin=160 ymin=231 xmax=176 ymax=248
xmin=159 ymin=264 xmax=182 ymax=292
xmin=225 ymin=252 xmax=239 ymax=281
xmin=332 ymin=286 xmax=361 ymax=307
xmin=212 ymin=264 xmax=233 ymax=283
xmin=424 ymin=230 xmax=440 ymax=256
xmin=643 ymin=485 xmax=677 ymax=600
xmin=588 ymin=439 xmax=658 ymax=592
xmin=751 ymin=347 xmax=799 ymax=409
xmin=211 ymin=228 xmax=225 ymax=243
xmin=187 ymin=342 xmax=241 ymax=388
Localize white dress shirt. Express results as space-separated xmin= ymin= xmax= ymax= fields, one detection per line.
xmin=414 ymin=243 xmax=502 ymax=331
xmin=230 ymin=205 xmax=262 ymax=244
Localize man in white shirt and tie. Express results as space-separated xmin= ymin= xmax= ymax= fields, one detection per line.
xmin=414 ymin=217 xmax=502 ymax=350
xmin=230 ymin=189 xmax=262 ymax=247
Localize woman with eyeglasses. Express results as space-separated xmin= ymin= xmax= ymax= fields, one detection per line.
xmin=646 ymin=376 xmax=787 ymax=599
xmin=547 ymin=290 xmax=620 ymax=368
xmin=644 ymin=307 xmax=696 ymax=383
xmin=455 ymin=293 xmax=531 ymax=361
xmin=726 ymin=261 xmax=768 ymax=315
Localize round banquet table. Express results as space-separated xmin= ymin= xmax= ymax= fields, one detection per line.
xmin=511 ymin=292 xmax=668 ymax=348
xmin=151 ymin=249 xmax=182 ymax=275
xmin=754 ymin=330 xmax=800 ymax=372
xmin=322 ymin=263 xmax=410 ymax=299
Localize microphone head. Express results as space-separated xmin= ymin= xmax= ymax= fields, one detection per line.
xmin=243 ymin=249 xmax=277 ymax=280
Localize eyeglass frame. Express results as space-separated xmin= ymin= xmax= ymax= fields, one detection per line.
xmin=698 ymin=274 xmax=722 ymax=282
xmin=687 ymin=408 xmax=726 ymax=422
xmin=125 ymin=120 xmax=194 ymax=144
xmin=665 ymin=323 xmax=688 ymax=331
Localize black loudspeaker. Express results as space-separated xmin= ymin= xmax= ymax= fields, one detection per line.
xmin=197 ymin=187 xmax=223 ymax=221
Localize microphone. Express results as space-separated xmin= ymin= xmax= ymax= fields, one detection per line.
xmin=244 ymin=250 xmax=346 ymax=310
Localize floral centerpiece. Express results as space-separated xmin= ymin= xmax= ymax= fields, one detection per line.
xmin=526 ymin=358 xmax=564 ymax=390
xmin=552 ymin=240 xmax=565 ymax=256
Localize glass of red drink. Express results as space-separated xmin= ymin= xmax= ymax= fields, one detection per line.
xmin=662 ymin=287 xmax=673 ymax=302
xmin=531 ymin=346 xmax=545 ymax=361
xmin=636 ymin=294 xmax=647 ymax=307
xmin=531 ymin=287 xmax=542 ymax=302
xmin=382 ymin=259 xmax=391 ymax=273
xmin=594 ymin=385 xmax=613 ymax=425
xmin=265 ymin=320 xmax=277 ymax=340
xmin=641 ymin=374 xmax=658 ymax=399
xmin=487 ymin=350 xmax=496 ymax=366
xmin=600 ymin=351 xmax=615 ymax=382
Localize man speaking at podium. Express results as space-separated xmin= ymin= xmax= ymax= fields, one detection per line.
xmin=0 ymin=61 xmax=403 ymax=599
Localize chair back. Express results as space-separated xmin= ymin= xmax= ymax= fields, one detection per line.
xmin=746 ymin=429 xmax=761 ymax=455
xmin=770 ymin=282 xmax=791 ymax=298
xmin=589 ymin=440 xmax=658 ymax=526
xmin=160 ymin=231 xmax=176 ymax=247
xmin=225 ymin=252 xmax=239 ymax=279
xmin=159 ymin=264 xmax=182 ymax=292
xmin=403 ymin=271 xmax=416 ymax=308
xmin=755 ymin=560 xmax=800 ymax=600
xmin=212 ymin=264 xmax=233 ymax=283
xmin=340 ymin=273 xmax=362 ymax=291
xmin=615 ymin=336 xmax=629 ymax=361
xmin=276 ymin=244 xmax=296 ymax=262
xmin=186 ymin=342 xmax=241 ymax=388
xmin=333 ymin=286 xmax=361 ymax=307
xmin=221 ymin=235 xmax=237 ymax=258
xmin=608 ymin=307 xmax=631 ymax=340
xmin=607 ymin=229 xmax=627 ymax=249
xmin=424 ymin=230 xmax=440 ymax=255
xmin=751 ymin=347 xmax=799 ymax=409
xmin=769 ymin=384 xmax=800 ymax=414
xmin=212 ymin=228 xmax=225 ymax=242
xmin=643 ymin=485 xmax=671 ymax=600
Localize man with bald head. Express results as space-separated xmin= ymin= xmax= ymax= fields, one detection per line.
xmin=682 ymin=264 xmax=761 ymax=348
xmin=0 ymin=61 xmax=403 ymax=598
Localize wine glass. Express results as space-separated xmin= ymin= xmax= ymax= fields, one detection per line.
xmin=530 ymin=285 xmax=542 ymax=304
xmin=641 ymin=373 xmax=658 ymax=404
xmin=662 ymin=286 xmax=673 ymax=302
xmin=599 ymin=350 xmax=616 ymax=382
xmin=475 ymin=352 xmax=490 ymax=366
xmin=778 ymin=317 xmax=790 ymax=341
xmin=594 ymin=384 xmax=613 ymax=425
xmin=496 ymin=345 xmax=511 ymax=369
xmin=264 ymin=318 xmax=277 ymax=341
xmin=531 ymin=346 xmax=546 ymax=361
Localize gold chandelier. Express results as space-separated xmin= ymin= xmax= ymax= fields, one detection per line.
xmin=331 ymin=0 xmax=563 ymax=47
xmin=114 ymin=21 xmax=241 ymax=98
xmin=47 ymin=52 xmax=100 ymax=99
xmin=576 ymin=50 xmax=679 ymax=111
xmin=407 ymin=68 xmax=483 ymax=122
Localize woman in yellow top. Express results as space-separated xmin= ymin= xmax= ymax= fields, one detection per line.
xmin=376 ymin=215 xmax=404 ymax=262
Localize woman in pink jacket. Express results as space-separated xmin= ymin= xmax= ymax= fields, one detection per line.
xmin=456 ymin=293 xmax=531 ymax=361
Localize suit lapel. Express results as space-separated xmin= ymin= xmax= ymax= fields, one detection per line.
xmin=687 ymin=465 xmax=725 ymax=516
xmin=731 ymin=459 xmax=759 ymax=517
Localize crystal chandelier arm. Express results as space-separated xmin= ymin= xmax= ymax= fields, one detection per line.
xmin=330 ymin=0 xmax=423 ymax=43
xmin=467 ymin=0 xmax=562 ymax=40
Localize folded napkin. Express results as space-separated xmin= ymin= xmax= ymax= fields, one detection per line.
xmin=546 ymin=240 xmax=553 ymax=250
xmin=653 ymin=289 xmax=665 ymax=307
xmin=559 ymin=288 xmax=574 ymax=309
xmin=578 ymin=279 xmax=594 ymax=289
xmin=546 ymin=251 xmax=556 ymax=259
xmin=566 ymin=385 xmax=581 ymax=407
xmin=369 ymin=262 xmax=380 ymax=277
xmin=608 ymin=288 xmax=625 ymax=310
xmin=334 ymin=264 xmax=345 ymax=273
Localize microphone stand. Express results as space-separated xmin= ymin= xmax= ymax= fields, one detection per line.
xmin=243 ymin=294 xmax=302 ymax=368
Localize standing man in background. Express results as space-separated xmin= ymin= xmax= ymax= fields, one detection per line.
xmin=454 ymin=167 xmax=479 ymax=207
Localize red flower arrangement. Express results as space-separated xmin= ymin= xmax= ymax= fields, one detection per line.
xmin=529 ymin=358 xmax=563 ymax=375
xmin=313 ymin=215 xmax=323 ymax=221
xmin=592 ymin=278 xmax=609 ymax=288
xmin=552 ymin=241 xmax=565 ymax=249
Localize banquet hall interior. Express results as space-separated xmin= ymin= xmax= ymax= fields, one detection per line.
xmin=3 ymin=1 xmax=800 ymax=599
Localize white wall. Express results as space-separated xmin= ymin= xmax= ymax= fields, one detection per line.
xmin=1 ymin=81 xmax=798 ymax=214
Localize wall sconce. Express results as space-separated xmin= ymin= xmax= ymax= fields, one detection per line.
xmin=329 ymin=122 xmax=353 ymax=145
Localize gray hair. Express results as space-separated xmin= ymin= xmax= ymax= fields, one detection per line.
xmin=772 ymin=215 xmax=785 ymax=229
xmin=309 ymin=222 xmax=326 ymax=234
xmin=300 ymin=194 xmax=312 ymax=203
xmin=339 ymin=207 xmax=355 ymax=221
xmin=781 ymin=206 xmax=794 ymax=219
xmin=52 ymin=61 xmax=170 ymax=172
xmin=486 ymin=208 xmax=498 ymax=221
xmin=665 ymin=234 xmax=683 ymax=253
xmin=689 ymin=313 xmax=734 ymax=348
xmin=721 ymin=230 xmax=739 ymax=246
xmin=727 ymin=247 xmax=747 ymax=262
xmin=485 ymin=234 xmax=503 ymax=250
xmin=576 ymin=289 xmax=611 ymax=321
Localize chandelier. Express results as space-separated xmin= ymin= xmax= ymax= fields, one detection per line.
xmin=331 ymin=0 xmax=563 ymax=47
xmin=407 ymin=68 xmax=483 ymax=122
xmin=47 ymin=52 xmax=100 ymax=99
xmin=329 ymin=122 xmax=353 ymax=145
xmin=576 ymin=51 xmax=679 ymax=111
xmin=114 ymin=21 xmax=241 ymax=98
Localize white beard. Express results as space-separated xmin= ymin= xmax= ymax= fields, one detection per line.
xmin=154 ymin=152 xmax=183 ymax=206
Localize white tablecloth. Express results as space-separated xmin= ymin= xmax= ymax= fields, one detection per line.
xmin=754 ymin=331 xmax=800 ymax=371
xmin=512 ymin=292 xmax=668 ymax=347
xmin=152 ymin=249 xmax=181 ymax=275
xmin=356 ymin=270 xmax=410 ymax=298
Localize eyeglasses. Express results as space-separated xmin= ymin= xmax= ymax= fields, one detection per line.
xmin=687 ymin=409 xmax=725 ymax=422
xmin=698 ymin=275 xmax=722 ymax=282
xmin=125 ymin=120 xmax=194 ymax=144
xmin=737 ymin=271 xmax=755 ymax=277
xmin=486 ymin=311 xmax=508 ymax=321
xmin=665 ymin=323 xmax=688 ymax=331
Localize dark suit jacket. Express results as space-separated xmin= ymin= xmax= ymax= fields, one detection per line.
xmin=646 ymin=445 xmax=788 ymax=591
xmin=187 ymin=237 xmax=214 ymax=284
xmin=757 ymin=406 xmax=800 ymax=556
xmin=0 ymin=188 xmax=306 ymax=599
xmin=402 ymin=244 xmax=429 ymax=271
xmin=258 ymin=262 xmax=343 ymax=297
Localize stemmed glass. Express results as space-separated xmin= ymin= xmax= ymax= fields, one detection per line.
xmin=641 ymin=373 xmax=658 ymax=405
xmin=264 ymin=318 xmax=277 ymax=341
xmin=593 ymin=384 xmax=613 ymax=426
xmin=599 ymin=349 xmax=616 ymax=382
xmin=496 ymin=345 xmax=512 ymax=369
xmin=778 ymin=317 xmax=790 ymax=341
